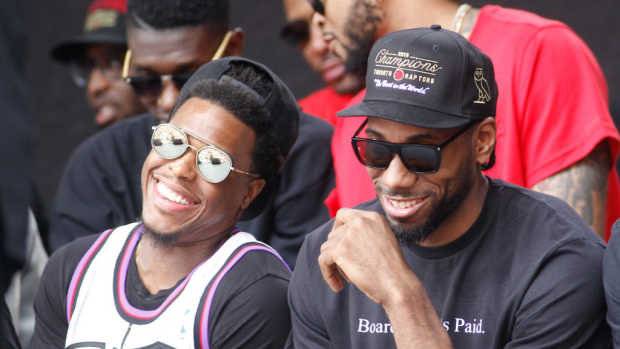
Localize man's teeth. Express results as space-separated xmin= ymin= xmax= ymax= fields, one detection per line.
xmin=157 ymin=181 xmax=191 ymax=205
xmin=389 ymin=198 xmax=421 ymax=209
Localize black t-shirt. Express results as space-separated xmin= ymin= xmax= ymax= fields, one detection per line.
xmin=49 ymin=112 xmax=334 ymax=268
xmin=288 ymin=179 xmax=610 ymax=348
xmin=30 ymin=227 xmax=291 ymax=349
xmin=603 ymin=220 xmax=620 ymax=347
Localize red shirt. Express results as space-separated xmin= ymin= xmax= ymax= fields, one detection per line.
xmin=298 ymin=87 xmax=355 ymax=127
xmin=328 ymin=5 xmax=620 ymax=238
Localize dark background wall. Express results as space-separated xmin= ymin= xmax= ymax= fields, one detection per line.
xmin=24 ymin=0 xmax=620 ymax=212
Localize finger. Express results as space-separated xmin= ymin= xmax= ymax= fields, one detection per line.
xmin=318 ymin=250 xmax=344 ymax=292
xmin=336 ymin=265 xmax=350 ymax=283
xmin=332 ymin=207 xmax=357 ymax=231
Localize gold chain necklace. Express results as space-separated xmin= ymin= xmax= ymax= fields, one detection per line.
xmin=451 ymin=3 xmax=472 ymax=34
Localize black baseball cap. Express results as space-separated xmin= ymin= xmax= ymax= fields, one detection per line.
xmin=51 ymin=0 xmax=127 ymax=63
xmin=170 ymin=57 xmax=301 ymax=220
xmin=338 ymin=25 xmax=498 ymax=129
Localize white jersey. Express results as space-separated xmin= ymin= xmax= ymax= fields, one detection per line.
xmin=64 ymin=222 xmax=284 ymax=349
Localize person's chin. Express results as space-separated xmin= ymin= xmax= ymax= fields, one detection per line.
xmin=141 ymin=176 xmax=201 ymax=239
xmin=320 ymin=58 xmax=347 ymax=85
xmin=142 ymin=222 xmax=184 ymax=246
xmin=331 ymin=74 xmax=364 ymax=95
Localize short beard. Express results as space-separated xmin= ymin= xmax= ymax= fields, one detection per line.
xmin=343 ymin=0 xmax=381 ymax=79
xmin=142 ymin=220 xmax=183 ymax=247
xmin=384 ymin=157 xmax=475 ymax=246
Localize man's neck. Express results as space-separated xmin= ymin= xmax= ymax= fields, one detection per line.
xmin=379 ymin=1 xmax=480 ymax=39
xmin=134 ymin=229 xmax=230 ymax=294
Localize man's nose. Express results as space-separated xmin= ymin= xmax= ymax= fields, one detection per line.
xmin=380 ymin=154 xmax=419 ymax=190
xmin=168 ymin=149 xmax=197 ymax=181
xmin=313 ymin=12 xmax=334 ymax=46
xmin=157 ymin=78 xmax=180 ymax=114
xmin=308 ymin=13 xmax=329 ymax=54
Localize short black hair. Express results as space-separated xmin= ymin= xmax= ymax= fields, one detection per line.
xmin=173 ymin=62 xmax=281 ymax=181
xmin=127 ymin=0 xmax=228 ymax=31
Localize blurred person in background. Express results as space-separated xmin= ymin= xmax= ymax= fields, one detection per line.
xmin=281 ymin=0 xmax=363 ymax=126
xmin=50 ymin=0 xmax=145 ymax=128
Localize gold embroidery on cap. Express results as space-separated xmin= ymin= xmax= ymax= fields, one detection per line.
xmin=84 ymin=10 xmax=118 ymax=32
xmin=372 ymin=49 xmax=439 ymax=95
xmin=375 ymin=49 xmax=442 ymax=76
xmin=473 ymin=68 xmax=491 ymax=104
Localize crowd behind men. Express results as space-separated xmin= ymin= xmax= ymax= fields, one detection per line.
xmin=2 ymin=0 xmax=620 ymax=348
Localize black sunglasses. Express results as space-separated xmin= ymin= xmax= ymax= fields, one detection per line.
xmin=124 ymin=74 xmax=192 ymax=99
xmin=351 ymin=119 xmax=476 ymax=173
xmin=280 ymin=19 xmax=310 ymax=46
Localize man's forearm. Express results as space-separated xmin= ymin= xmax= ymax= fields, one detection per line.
xmin=532 ymin=141 xmax=610 ymax=238
xmin=383 ymin=273 xmax=453 ymax=349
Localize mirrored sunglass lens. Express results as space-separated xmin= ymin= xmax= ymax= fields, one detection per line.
xmin=361 ymin=141 xmax=393 ymax=168
xmin=400 ymin=145 xmax=439 ymax=172
xmin=152 ymin=125 xmax=188 ymax=159
xmin=196 ymin=147 xmax=232 ymax=183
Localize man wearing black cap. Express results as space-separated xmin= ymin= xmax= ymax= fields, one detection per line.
xmin=287 ymin=27 xmax=610 ymax=348
xmin=51 ymin=0 xmax=145 ymax=127
xmin=31 ymin=57 xmax=295 ymax=348
xmin=312 ymin=0 xmax=620 ymax=240
xmin=49 ymin=0 xmax=334 ymax=268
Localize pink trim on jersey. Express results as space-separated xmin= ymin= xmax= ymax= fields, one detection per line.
xmin=116 ymin=227 xmax=241 ymax=320
xmin=199 ymin=244 xmax=290 ymax=349
xmin=66 ymin=229 xmax=114 ymax=323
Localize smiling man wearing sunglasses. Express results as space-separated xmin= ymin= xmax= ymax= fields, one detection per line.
xmin=31 ymin=57 xmax=296 ymax=349
xmin=312 ymin=0 xmax=620 ymax=240
xmin=287 ymin=27 xmax=610 ymax=348
xmin=122 ymin=0 xmax=241 ymax=123
xmin=48 ymin=0 xmax=335 ymax=269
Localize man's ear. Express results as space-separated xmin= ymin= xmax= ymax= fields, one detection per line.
xmin=224 ymin=27 xmax=244 ymax=57
xmin=474 ymin=117 xmax=496 ymax=168
xmin=241 ymin=178 xmax=266 ymax=211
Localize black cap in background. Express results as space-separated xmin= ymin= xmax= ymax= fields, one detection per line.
xmin=50 ymin=0 xmax=127 ymax=63
xmin=338 ymin=25 xmax=498 ymax=129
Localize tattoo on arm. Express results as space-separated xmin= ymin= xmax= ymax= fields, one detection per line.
xmin=532 ymin=141 xmax=611 ymax=238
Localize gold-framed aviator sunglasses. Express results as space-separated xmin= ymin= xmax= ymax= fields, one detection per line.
xmin=151 ymin=123 xmax=260 ymax=184
xmin=121 ymin=30 xmax=233 ymax=98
